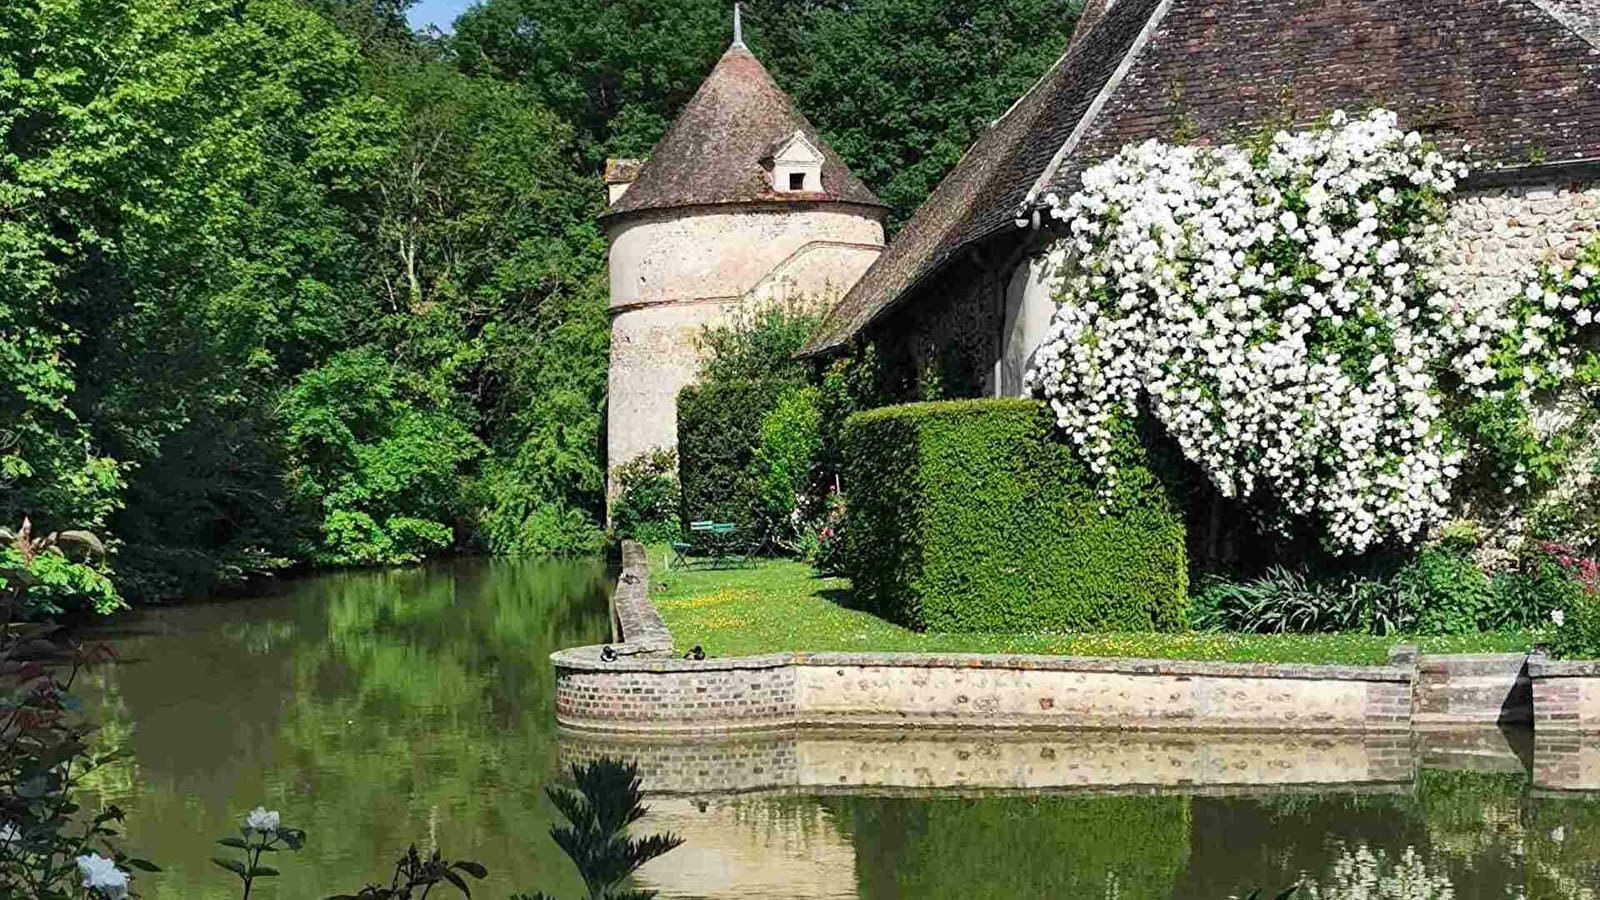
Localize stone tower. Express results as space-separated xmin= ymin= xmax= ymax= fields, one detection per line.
xmin=601 ymin=10 xmax=887 ymax=483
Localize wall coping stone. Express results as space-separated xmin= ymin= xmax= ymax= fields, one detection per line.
xmin=1529 ymin=651 xmax=1600 ymax=678
xmin=552 ymin=644 xmax=1411 ymax=681
xmin=605 ymin=540 xmax=674 ymax=658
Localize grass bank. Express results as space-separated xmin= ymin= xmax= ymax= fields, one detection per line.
xmin=645 ymin=549 xmax=1542 ymax=665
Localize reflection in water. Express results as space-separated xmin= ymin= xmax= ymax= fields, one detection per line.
xmin=69 ymin=559 xmax=1600 ymax=900
xmin=79 ymin=558 xmax=614 ymax=899
xmin=1303 ymin=845 xmax=1457 ymax=900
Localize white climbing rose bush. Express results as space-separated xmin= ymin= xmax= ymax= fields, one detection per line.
xmin=1025 ymin=109 xmax=1600 ymax=554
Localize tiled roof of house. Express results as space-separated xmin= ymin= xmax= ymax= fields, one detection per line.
xmin=805 ymin=0 xmax=1600 ymax=355
xmin=601 ymin=45 xmax=884 ymax=221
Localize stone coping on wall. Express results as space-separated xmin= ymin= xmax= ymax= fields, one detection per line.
xmin=1529 ymin=653 xmax=1600 ymax=678
xmin=552 ymin=643 xmax=1410 ymax=681
xmin=604 ymin=540 xmax=673 ymax=658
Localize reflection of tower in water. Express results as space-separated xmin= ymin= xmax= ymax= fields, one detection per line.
xmin=635 ymin=796 xmax=858 ymax=900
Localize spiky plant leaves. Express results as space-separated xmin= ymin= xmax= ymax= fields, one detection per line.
xmin=544 ymin=757 xmax=684 ymax=900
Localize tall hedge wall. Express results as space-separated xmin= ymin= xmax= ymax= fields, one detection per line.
xmin=840 ymin=398 xmax=1187 ymax=632
xmin=676 ymin=379 xmax=784 ymax=527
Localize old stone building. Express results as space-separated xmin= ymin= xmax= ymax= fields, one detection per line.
xmin=602 ymin=16 xmax=886 ymax=480
xmin=803 ymin=0 xmax=1600 ymax=396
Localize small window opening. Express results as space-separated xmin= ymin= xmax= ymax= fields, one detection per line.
xmin=788 ymin=172 xmax=806 ymax=191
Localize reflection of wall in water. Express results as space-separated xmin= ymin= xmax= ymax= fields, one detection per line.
xmin=636 ymin=797 xmax=857 ymax=900
xmin=560 ymin=729 xmax=1417 ymax=795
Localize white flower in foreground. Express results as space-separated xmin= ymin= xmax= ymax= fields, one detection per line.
xmin=0 ymin=822 xmax=18 ymax=845
xmin=245 ymin=806 xmax=281 ymax=834
xmin=1551 ymin=825 xmax=1566 ymax=843
xmin=77 ymin=853 xmax=129 ymax=900
xmin=1553 ymin=609 xmax=1567 ymax=628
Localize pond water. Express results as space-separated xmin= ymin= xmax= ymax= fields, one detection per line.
xmin=80 ymin=560 xmax=1600 ymax=899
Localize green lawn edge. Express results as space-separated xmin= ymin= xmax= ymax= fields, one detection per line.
xmin=643 ymin=547 xmax=1543 ymax=665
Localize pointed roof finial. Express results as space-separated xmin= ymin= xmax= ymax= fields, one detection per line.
xmin=732 ymin=3 xmax=746 ymax=50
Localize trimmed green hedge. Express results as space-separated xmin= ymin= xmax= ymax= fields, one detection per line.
xmin=676 ymin=379 xmax=785 ymax=527
xmin=840 ymin=398 xmax=1186 ymax=632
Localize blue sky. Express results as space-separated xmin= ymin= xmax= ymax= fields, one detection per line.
xmin=406 ymin=0 xmax=475 ymax=32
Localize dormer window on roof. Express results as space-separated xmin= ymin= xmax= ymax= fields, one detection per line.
xmin=771 ymin=131 xmax=824 ymax=194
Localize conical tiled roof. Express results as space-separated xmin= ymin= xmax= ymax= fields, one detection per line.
xmin=602 ymin=46 xmax=885 ymax=220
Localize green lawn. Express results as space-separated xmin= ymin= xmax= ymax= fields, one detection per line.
xmin=645 ymin=549 xmax=1543 ymax=665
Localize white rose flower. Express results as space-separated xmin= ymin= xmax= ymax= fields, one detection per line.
xmin=1553 ymin=609 xmax=1567 ymax=628
xmin=77 ymin=853 xmax=130 ymax=900
xmin=245 ymin=806 xmax=281 ymax=834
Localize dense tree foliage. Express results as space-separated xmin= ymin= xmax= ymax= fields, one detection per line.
xmin=2 ymin=0 xmax=1078 ymax=602
xmin=454 ymin=0 xmax=1082 ymax=226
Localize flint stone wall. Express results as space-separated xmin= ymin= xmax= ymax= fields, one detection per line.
xmin=1440 ymin=179 xmax=1600 ymax=296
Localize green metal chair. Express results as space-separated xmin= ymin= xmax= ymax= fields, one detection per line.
xmin=706 ymin=522 xmax=738 ymax=568
xmin=726 ymin=524 xmax=775 ymax=569
xmin=669 ymin=521 xmax=717 ymax=569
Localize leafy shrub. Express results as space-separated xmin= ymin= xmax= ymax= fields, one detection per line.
xmin=755 ymin=386 xmax=822 ymax=535
xmin=1 ymin=615 xmax=155 ymax=897
xmin=1489 ymin=542 xmax=1587 ymax=631
xmin=1190 ymin=567 xmax=1415 ymax=635
xmin=695 ymin=303 xmax=820 ymax=386
xmin=1193 ymin=542 xmax=1577 ymax=637
xmin=840 ymin=399 xmax=1187 ymax=632
xmin=610 ymin=449 xmax=680 ymax=545
xmin=1531 ymin=542 xmax=1600 ymax=659
xmin=0 ymin=520 xmax=119 ymax=618
xmin=282 ymin=349 xmax=484 ymax=566
xmin=1394 ymin=547 xmax=1496 ymax=635
xmin=783 ymin=488 xmax=846 ymax=573
xmin=481 ymin=499 xmax=606 ymax=558
xmin=675 ymin=304 xmax=826 ymax=536
xmin=676 ymin=380 xmax=789 ymax=529
xmin=1551 ymin=596 xmax=1600 ymax=660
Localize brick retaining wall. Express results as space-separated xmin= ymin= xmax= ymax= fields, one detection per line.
xmin=1530 ymin=653 xmax=1600 ymax=734
xmin=1411 ymin=653 xmax=1533 ymax=727
xmin=553 ymin=642 xmax=1415 ymax=733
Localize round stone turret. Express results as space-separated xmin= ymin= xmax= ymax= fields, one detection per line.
xmin=603 ymin=37 xmax=887 ymax=489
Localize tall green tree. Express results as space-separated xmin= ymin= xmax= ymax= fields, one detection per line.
xmin=757 ymin=0 xmax=1082 ymax=227
xmin=450 ymin=0 xmax=1080 ymax=225
xmin=1 ymin=0 xmax=387 ymax=594
xmin=324 ymin=58 xmax=612 ymax=557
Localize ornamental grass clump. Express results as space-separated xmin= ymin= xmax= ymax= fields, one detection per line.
xmin=1027 ymin=109 xmax=1600 ymax=554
